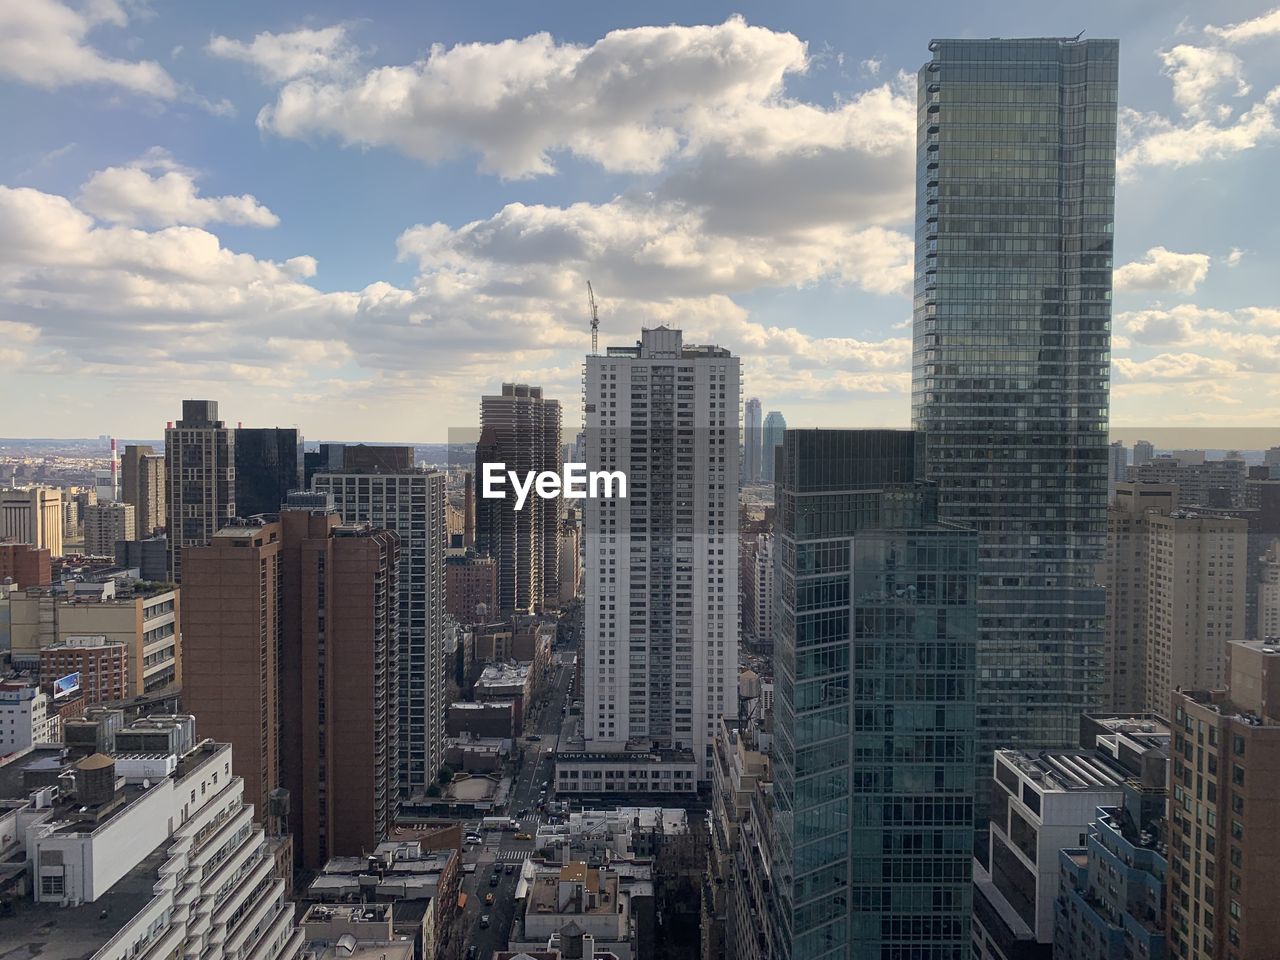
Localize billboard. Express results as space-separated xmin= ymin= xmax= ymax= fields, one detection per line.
xmin=52 ymin=672 xmax=80 ymax=699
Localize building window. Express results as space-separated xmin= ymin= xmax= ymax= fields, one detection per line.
xmin=40 ymin=874 xmax=64 ymax=896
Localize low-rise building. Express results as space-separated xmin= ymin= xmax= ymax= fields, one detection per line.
xmin=447 ymin=701 xmax=517 ymax=740
xmin=0 ymin=541 xmax=52 ymax=588
xmin=474 ymin=662 xmax=533 ymax=732
xmin=305 ymin=843 xmax=460 ymax=960
xmin=300 ymin=903 xmax=414 ymax=960
xmin=9 ymin=579 xmax=180 ymax=696
xmin=535 ymin=807 xmax=688 ymax=862
xmin=508 ymin=861 xmax=641 ymax=960
xmin=554 ymin=748 xmax=699 ymax=796
xmin=38 ymin=636 xmax=129 ymax=706
xmin=0 ymin=682 xmax=57 ymax=753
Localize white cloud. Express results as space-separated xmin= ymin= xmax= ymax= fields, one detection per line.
xmin=1159 ymin=44 xmax=1250 ymax=118
xmin=1114 ymin=246 xmax=1211 ymax=294
xmin=1206 ymin=7 xmax=1280 ymax=44
xmin=1113 ymin=352 xmax=1237 ymax=382
xmin=208 ymin=25 xmax=358 ymax=82
xmin=0 ymin=177 xmax=918 ymax=429
xmin=1118 ymin=304 xmax=1233 ymax=344
xmin=0 ymin=0 xmax=178 ymax=99
xmin=1119 ymin=86 xmax=1280 ymax=173
xmin=396 ymin=196 xmax=913 ymax=301
xmin=78 ymin=151 xmax=279 ymax=228
xmin=246 ymin=17 xmax=913 ymax=181
xmin=1225 ymin=247 xmax=1245 ymax=266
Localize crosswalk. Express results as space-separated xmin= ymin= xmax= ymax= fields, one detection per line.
xmin=495 ymin=850 xmax=528 ymax=862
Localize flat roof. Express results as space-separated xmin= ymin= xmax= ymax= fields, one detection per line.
xmin=0 ymin=846 xmax=169 ymax=960
xmin=0 ymin=745 xmax=67 ymax=801
xmin=997 ymin=749 xmax=1127 ymax=792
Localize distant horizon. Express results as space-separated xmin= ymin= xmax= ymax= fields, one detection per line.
xmin=4 ymin=427 xmax=1280 ymax=451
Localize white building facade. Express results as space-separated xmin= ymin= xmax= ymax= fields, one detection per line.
xmin=0 ymin=685 xmax=56 ymax=752
xmin=583 ymin=326 xmax=739 ymax=782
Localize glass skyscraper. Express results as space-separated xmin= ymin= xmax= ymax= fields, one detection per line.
xmin=910 ymin=39 xmax=1117 ymax=785
xmin=772 ymin=430 xmax=977 ymax=960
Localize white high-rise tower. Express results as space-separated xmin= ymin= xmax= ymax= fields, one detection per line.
xmin=582 ymin=326 xmax=739 ymax=782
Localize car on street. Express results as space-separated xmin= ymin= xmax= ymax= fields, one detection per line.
xmin=465 ymin=833 xmax=482 ymax=844
xmin=480 ymin=915 xmax=490 ymax=929
xmin=484 ymin=892 xmax=495 ymax=905
xmin=505 ymin=863 xmax=515 ymax=875
xmin=514 ymin=832 xmax=532 ymax=840
xmin=489 ymin=873 xmax=499 ymax=887
xmin=467 ymin=948 xmax=477 ymax=960
xmin=527 ymin=734 xmax=541 ymax=742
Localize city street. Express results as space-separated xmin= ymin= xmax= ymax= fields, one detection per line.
xmin=448 ymin=652 xmax=575 ymax=959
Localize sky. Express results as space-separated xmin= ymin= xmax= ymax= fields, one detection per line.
xmin=1 ymin=0 xmax=1279 ymax=442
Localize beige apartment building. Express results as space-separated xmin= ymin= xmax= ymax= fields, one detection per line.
xmin=8 ymin=581 xmax=181 ymax=696
xmin=1146 ymin=509 xmax=1247 ymax=712
xmin=0 ymin=485 xmax=63 ymax=557
xmin=1103 ymin=482 xmax=1179 ymax=712
xmin=121 ymin=443 xmax=165 ymax=538
xmin=83 ymin=501 xmax=136 ymax=557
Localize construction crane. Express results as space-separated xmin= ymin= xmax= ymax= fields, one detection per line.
xmin=587 ymin=281 xmax=600 ymax=355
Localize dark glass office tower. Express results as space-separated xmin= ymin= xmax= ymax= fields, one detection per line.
xmin=772 ymin=430 xmax=977 ymax=960
xmin=911 ymin=40 xmax=1117 ymax=786
xmin=235 ymin=427 xmax=303 ymax=518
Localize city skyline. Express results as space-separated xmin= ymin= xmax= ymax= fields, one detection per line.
xmin=3 ymin=2 xmax=1280 ymax=439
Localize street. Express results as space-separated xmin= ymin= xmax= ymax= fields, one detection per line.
xmin=448 ymin=651 xmax=575 ymax=959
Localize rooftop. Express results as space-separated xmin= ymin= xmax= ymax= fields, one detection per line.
xmin=0 ymin=846 xmax=170 ymax=960
xmin=997 ymin=749 xmax=1128 ymax=793
xmin=477 ymin=662 xmax=530 ymax=686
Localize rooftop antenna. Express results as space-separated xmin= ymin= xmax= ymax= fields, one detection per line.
xmin=587 ymin=281 xmax=600 ymax=356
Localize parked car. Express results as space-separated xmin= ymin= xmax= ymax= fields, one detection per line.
xmin=479 ymin=915 xmax=490 ymax=929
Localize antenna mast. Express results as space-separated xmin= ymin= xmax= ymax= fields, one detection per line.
xmin=587 ymin=281 xmax=599 ymax=355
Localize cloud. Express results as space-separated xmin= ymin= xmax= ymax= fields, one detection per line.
xmin=1119 ymin=87 xmax=1280 ymax=173
xmin=1205 ymin=7 xmax=1280 ymax=44
xmin=245 ymin=16 xmax=912 ymax=181
xmin=1225 ymin=247 xmax=1245 ymax=267
xmin=396 ymin=196 xmax=913 ymax=302
xmin=0 ymin=0 xmax=178 ymax=99
xmin=1159 ymin=44 xmax=1250 ymax=118
xmin=0 ymin=177 xmax=917 ymax=427
xmin=208 ymin=25 xmax=359 ymax=82
xmin=78 ymin=151 xmax=279 ymax=228
xmin=1113 ymin=352 xmax=1237 ymax=382
xmin=1118 ymin=304 xmax=1232 ymax=344
xmin=1114 ymin=246 xmax=1210 ymax=294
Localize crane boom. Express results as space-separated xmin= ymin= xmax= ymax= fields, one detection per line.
xmin=587 ymin=281 xmax=600 ymax=355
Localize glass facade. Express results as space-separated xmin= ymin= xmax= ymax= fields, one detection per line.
xmin=910 ymin=40 xmax=1118 ymax=790
xmin=773 ymin=430 xmax=978 ymax=960
xmin=234 ymin=427 xmax=303 ymax=518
